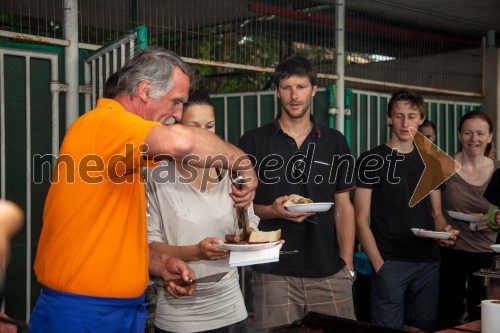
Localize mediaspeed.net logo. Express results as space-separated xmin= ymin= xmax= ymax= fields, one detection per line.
xmin=32 ymin=131 xmax=461 ymax=206
xmin=408 ymin=127 xmax=460 ymax=206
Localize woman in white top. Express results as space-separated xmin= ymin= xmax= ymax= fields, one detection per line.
xmin=145 ymin=90 xmax=259 ymax=333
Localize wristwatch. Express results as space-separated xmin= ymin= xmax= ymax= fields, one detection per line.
xmin=348 ymin=270 xmax=357 ymax=281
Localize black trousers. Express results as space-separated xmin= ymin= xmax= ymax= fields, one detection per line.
xmin=436 ymin=248 xmax=495 ymax=330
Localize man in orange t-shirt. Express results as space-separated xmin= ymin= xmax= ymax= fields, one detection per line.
xmin=29 ymin=47 xmax=257 ymax=332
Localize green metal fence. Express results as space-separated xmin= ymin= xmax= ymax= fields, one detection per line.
xmin=212 ymin=89 xmax=482 ymax=157
xmin=0 ymin=44 xmax=65 ymax=321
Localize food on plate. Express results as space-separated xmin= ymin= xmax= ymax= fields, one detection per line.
xmin=248 ymin=229 xmax=281 ymax=244
xmin=448 ymin=229 xmax=460 ymax=236
xmin=283 ymin=194 xmax=313 ymax=206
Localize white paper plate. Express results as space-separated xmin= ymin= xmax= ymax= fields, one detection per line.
xmin=217 ymin=241 xmax=280 ymax=252
xmin=491 ymin=244 xmax=500 ymax=253
xmin=285 ymin=202 xmax=334 ymax=213
xmin=447 ymin=211 xmax=485 ymax=223
xmin=411 ymin=228 xmax=452 ymax=240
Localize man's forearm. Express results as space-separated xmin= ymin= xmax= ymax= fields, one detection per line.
xmin=334 ymin=192 xmax=355 ymax=269
xmin=335 ymin=206 xmax=355 ymax=269
xmin=147 ymin=125 xmax=251 ymax=171
xmin=434 ymin=214 xmax=448 ymax=231
xmin=356 ymin=221 xmax=384 ymax=271
xmin=149 ymin=246 xmax=173 ymax=278
xmin=254 ymin=204 xmax=278 ymax=221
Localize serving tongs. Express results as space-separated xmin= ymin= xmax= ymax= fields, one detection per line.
xmin=232 ymin=175 xmax=251 ymax=242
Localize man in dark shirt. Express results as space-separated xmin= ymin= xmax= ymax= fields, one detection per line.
xmin=484 ymin=168 xmax=500 ymax=231
xmin=484 ymin=168 xmax=500 ymax=299
xmin=239 ymin=56 xmax=356 ymax=330
xmin=354 ymin=89 xmax=455 ymax=332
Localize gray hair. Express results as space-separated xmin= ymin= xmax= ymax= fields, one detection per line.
xmin=114 ymin=46 xmax=194 ymax=99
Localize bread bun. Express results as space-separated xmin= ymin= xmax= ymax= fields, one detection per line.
xmin=283 ymin=194 xmax=313 ymax=206
xmin=249 ymin=229 xmax=281 ymax=243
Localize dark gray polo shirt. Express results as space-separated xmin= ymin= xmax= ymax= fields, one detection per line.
xmin=238 ymin=115 xmax=355 ymax=278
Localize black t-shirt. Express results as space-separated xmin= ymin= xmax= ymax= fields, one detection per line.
xmin=484 ymin=168 xmax=500 ymax=207
xmin=238 ymin=116 xmax=355 ymax=278
xmin=355 ymin=144 xmax=440 ymax=262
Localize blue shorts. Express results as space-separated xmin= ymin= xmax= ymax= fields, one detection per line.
xmin=29 ymin=286 xmax=148 ymax=333
xmin=370 ymin=260 xmax=440 ymax=331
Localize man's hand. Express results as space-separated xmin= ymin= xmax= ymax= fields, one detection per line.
xmin=253 ymin=196 xmax=315 ymax=222
xmin=435 ymin=224 xmax=457 ymax=247
xmin=229 ymin=168 xmax=257 ymax=208
xmin=149 ymin=248 xmax=196 ymax=298
xmin=278 ymin=195 xmax=315 ymax=223
xmin=0 ymin=312 xmax=18 ymax=333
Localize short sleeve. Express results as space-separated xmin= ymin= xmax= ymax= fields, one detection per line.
xmin=145 ymin=163 xmax=168 ymax=244
xmin=334 ymin=134 xmax=356 ymax=193
xmin=484 ymin=169 xmax=500 ymax=206
xmin=355 ymin=151 xmax=378 ymax=189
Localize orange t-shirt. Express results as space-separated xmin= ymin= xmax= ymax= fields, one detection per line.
xmin=34 ymin=99 xmax=160 ymax=297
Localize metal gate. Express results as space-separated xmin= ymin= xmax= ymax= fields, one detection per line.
xmin=83 ymin=27 xmax=147 ymax=111
xmin=0 ymin=46 xmax=63 ymax=321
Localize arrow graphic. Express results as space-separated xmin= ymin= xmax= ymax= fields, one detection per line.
xmin=408 ymin=127 xmax=461 ymax=207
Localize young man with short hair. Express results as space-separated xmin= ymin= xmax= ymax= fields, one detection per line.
xmin=354 ymin=89 xmax=455 ymax=332
xmin=239 ymin=56 xmax=356 ymax=330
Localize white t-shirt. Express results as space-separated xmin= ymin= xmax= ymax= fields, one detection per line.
xmin=145 ymin=160 xmax=259 ymax=332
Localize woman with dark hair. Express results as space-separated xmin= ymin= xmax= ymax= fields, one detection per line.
xmin=145 ymin=90 xmax=259 ymax=333
xmin=418 ymin=119 xmax=437 ymax=143
xmin=437 ymin=111 xmax=500 ymax=329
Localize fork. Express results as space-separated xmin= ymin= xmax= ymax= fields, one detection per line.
xmin=304 ymin=218 xmax=318 ymax=225
xmin=280 ymin=250 xmax=299 ymax=255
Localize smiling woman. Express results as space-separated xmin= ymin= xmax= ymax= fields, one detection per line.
xmin=455 ymin=112 xmax=494 ymax=184
xmin=437 ymin=111 xmax=500 ymax=329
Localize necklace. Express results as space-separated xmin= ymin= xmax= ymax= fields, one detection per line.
xmin=458 ymin=155 xmax=484 ymax=182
